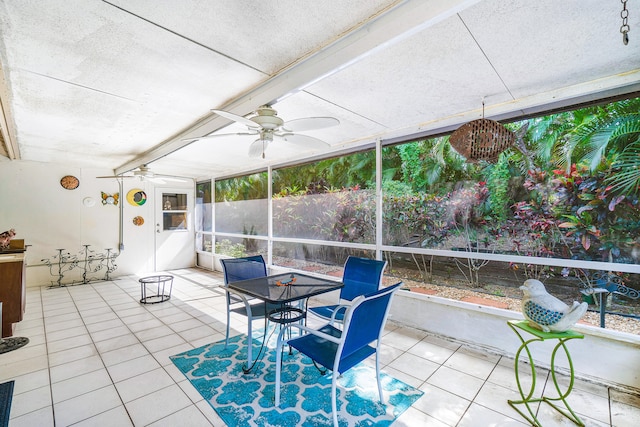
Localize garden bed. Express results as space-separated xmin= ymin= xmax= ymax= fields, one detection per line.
xmin=401 ymin=279 xmax=640 ymax=335
xmin=276 ymin=256 xmax=640 ymax=335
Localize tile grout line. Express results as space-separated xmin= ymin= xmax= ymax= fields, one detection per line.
xmin=110 ymin=276 xmax=218 ymax=425
xmin=65 ymin=281 xmax=134 ymax=426
xmin=137 ymin=276 xmax=224 ymax=425
xmin=49 ymin=279 xmax=145 ymax=426
xmin=43 ymin=286 xmax=58 ymax=426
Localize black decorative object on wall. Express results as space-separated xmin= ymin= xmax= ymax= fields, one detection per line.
xmin=0 ymin=337 xmax=29 ymax=355
xmin=41 ymin=245 xmax=119 ymax=287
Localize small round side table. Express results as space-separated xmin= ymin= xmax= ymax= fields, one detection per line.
xmin=139 ymin=275 xmax=174 ymax=304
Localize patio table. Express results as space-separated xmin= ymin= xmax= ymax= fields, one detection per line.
xmin=227 ymin=272 xmax=343 ymax=372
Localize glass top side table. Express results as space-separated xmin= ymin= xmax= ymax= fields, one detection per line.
xmin=507 ymin=320 xmax=585 ymax=426
xmin=139 ymin=275 xmax=174 ymax=304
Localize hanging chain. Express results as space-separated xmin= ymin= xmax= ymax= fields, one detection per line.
xmin=621 ymin=0 xmax=630 ymax=45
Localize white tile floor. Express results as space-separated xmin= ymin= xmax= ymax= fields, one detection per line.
xmin=2 ymin=268 xmax=639 ymax=426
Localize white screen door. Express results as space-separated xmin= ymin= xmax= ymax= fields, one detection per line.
xmin=155 ymin=187 xmax=195 ymax=271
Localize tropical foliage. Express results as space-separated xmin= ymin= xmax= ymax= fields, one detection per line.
xmin=214 ymin=97 xmax=640 ymax=273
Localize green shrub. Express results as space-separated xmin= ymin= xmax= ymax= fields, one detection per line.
xmin=215 ymin=239 xmax=246 ymax=258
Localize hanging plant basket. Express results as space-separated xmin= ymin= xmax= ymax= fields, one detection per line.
xmin=449 ymin=118 xmax=516 ymax=162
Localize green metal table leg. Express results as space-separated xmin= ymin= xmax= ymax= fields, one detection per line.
xmin=507 ymin=320 xmax=585 ymax=426
xmin=543 ymin=339 xmax=584 ymax=425
xmin=508 ymin=322 xmax=544 ymax=426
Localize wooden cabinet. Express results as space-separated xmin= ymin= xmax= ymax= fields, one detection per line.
xmin=0 ymin=251 xmax=26 ymax=337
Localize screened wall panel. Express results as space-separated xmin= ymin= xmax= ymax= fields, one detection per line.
xmin=215 ymin=172 xmax=268 ymax=236
xmin=272 ymin=151 xmax=376 ymax=243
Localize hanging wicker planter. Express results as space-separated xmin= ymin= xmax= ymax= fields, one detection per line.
xmin=449 ymin=118 xmax=516 ymax=163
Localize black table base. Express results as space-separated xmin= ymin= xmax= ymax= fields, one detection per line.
xmin=268 ymin=307 xmax=306 ymax=324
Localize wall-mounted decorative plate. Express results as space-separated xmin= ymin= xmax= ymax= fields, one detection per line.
xmin=133 ymin=216 xmax=144 ymax=226
xmin=60 ymin=175 xmax=79 ymax=190
xmin=127 ymin=189 xmax=147 ymax=206
xmin=82 ymin=197 xmax=96 ymax=207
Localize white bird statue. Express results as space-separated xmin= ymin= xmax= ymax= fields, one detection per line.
xmin=520 ymin=279 xmax=588 ymax=333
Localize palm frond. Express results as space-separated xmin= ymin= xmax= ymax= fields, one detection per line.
xmin=606 ymin=140 xmax=640 ymax=195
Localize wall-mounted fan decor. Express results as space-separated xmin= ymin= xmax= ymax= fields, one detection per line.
xmin=97 ymin=165 xmax=187 ymax=184
xmin=185 ymin=105 xmax=339 ymax=158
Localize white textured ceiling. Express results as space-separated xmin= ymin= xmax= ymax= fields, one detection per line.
xmin=0 ymin=0 xmax=638 ymax=180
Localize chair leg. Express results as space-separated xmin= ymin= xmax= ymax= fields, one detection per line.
xmin=225 ymin=302 xmax=231 ymax=348
xmin=274 ymin=329 xmax=286 ymax=406
xmin=331 ymin=377 xmax=339 ymax=427
xmin=375 ymin=351 xmax=384 ymax=403
xmin=246 ymin=322 xmax=253 ymax=369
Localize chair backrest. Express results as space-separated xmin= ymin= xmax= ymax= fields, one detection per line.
xmin=220 ymin=255 xmax=267 ymax=285
xmin=340 ymin=256 xmax=387 ymax=301
xmin=338 ymin=282 xmax=402 ymax=372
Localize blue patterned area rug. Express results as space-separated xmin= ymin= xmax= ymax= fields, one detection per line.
xmin=0 ymin=380 xmax=14 ymax=427
xmin=170 ymin=334 xmax=423 ymax=426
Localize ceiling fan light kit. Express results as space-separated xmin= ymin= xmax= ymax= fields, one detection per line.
xmin=134 ymin=165 xmax=154 ymax=179
xmin=189 ymin=105 xmax=339 ymax=158
xmin=96 ymin=165 xmax=186 ymax=184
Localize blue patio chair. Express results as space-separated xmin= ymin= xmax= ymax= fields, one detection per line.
xmin=275 ymin=281 xmax=402 ymax=427
xmin=220 ymin=255 xmax=277 ymax=360
xmin=308 ymin=256 xmax=387 ymax=325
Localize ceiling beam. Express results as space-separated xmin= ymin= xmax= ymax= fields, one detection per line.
xmin=0 ymin=64 xmax=19 ymax=160
xmin=379 ymin=69 xmax=640 ymax=145
xmin=115 ymin=0 xmax=481 ymax=175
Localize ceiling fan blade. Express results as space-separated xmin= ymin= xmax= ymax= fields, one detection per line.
xmin=153 ymin=176 xmax=188 ymax=183
xmin=182 ymin=132 xmax=258 ymax=142
xmin=148 ymin=177 xmax=167 ymax=184
xmin=282 ymin=117 xmax=339 ymax=133
xmin=96 ymin=175 xmax=134 ymax=179
xmin=280 ymin=133 xmax=330 ymax=149
xmin=248 ymin=138 xmax=270 ymax=158
xmin=212 ymin=109 xmax=260 ymax=129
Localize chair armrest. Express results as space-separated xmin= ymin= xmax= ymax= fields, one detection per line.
xmin=223 ymin=287 xmax=257 ymax=312
xmin=276 ymin=323 xmax=342 ymax=347
xmin=223 ymin=286 xmax=249 ymax=301
xmin=329 ymin=304 xmax=350 ymax=325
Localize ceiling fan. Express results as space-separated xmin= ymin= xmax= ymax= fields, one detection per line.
xmin=185 ymin=105 xmax=339 ymax=158
xmin=97 ymin=165 xmax=187 ymax=184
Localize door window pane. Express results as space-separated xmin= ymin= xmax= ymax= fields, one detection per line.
xmin=162 ymin=192 xmax=188 ymax=231
xmin=163 ymin=212 xmax=187 ymax=231
xmin=162 ymin=193 xmax=187 ymax=211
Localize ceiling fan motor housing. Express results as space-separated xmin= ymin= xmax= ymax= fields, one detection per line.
xmin=134 ymin=165 xmax=154 ymax=178
xmin=250 ymin=106 xmax=284 ymax=129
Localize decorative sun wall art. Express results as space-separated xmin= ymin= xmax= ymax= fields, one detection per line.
xmin=127 ymin=189 xmax=147 ymax=206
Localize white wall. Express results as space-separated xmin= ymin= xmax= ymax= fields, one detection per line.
xmin=0 ymin=160 xmax=194 ymax=286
